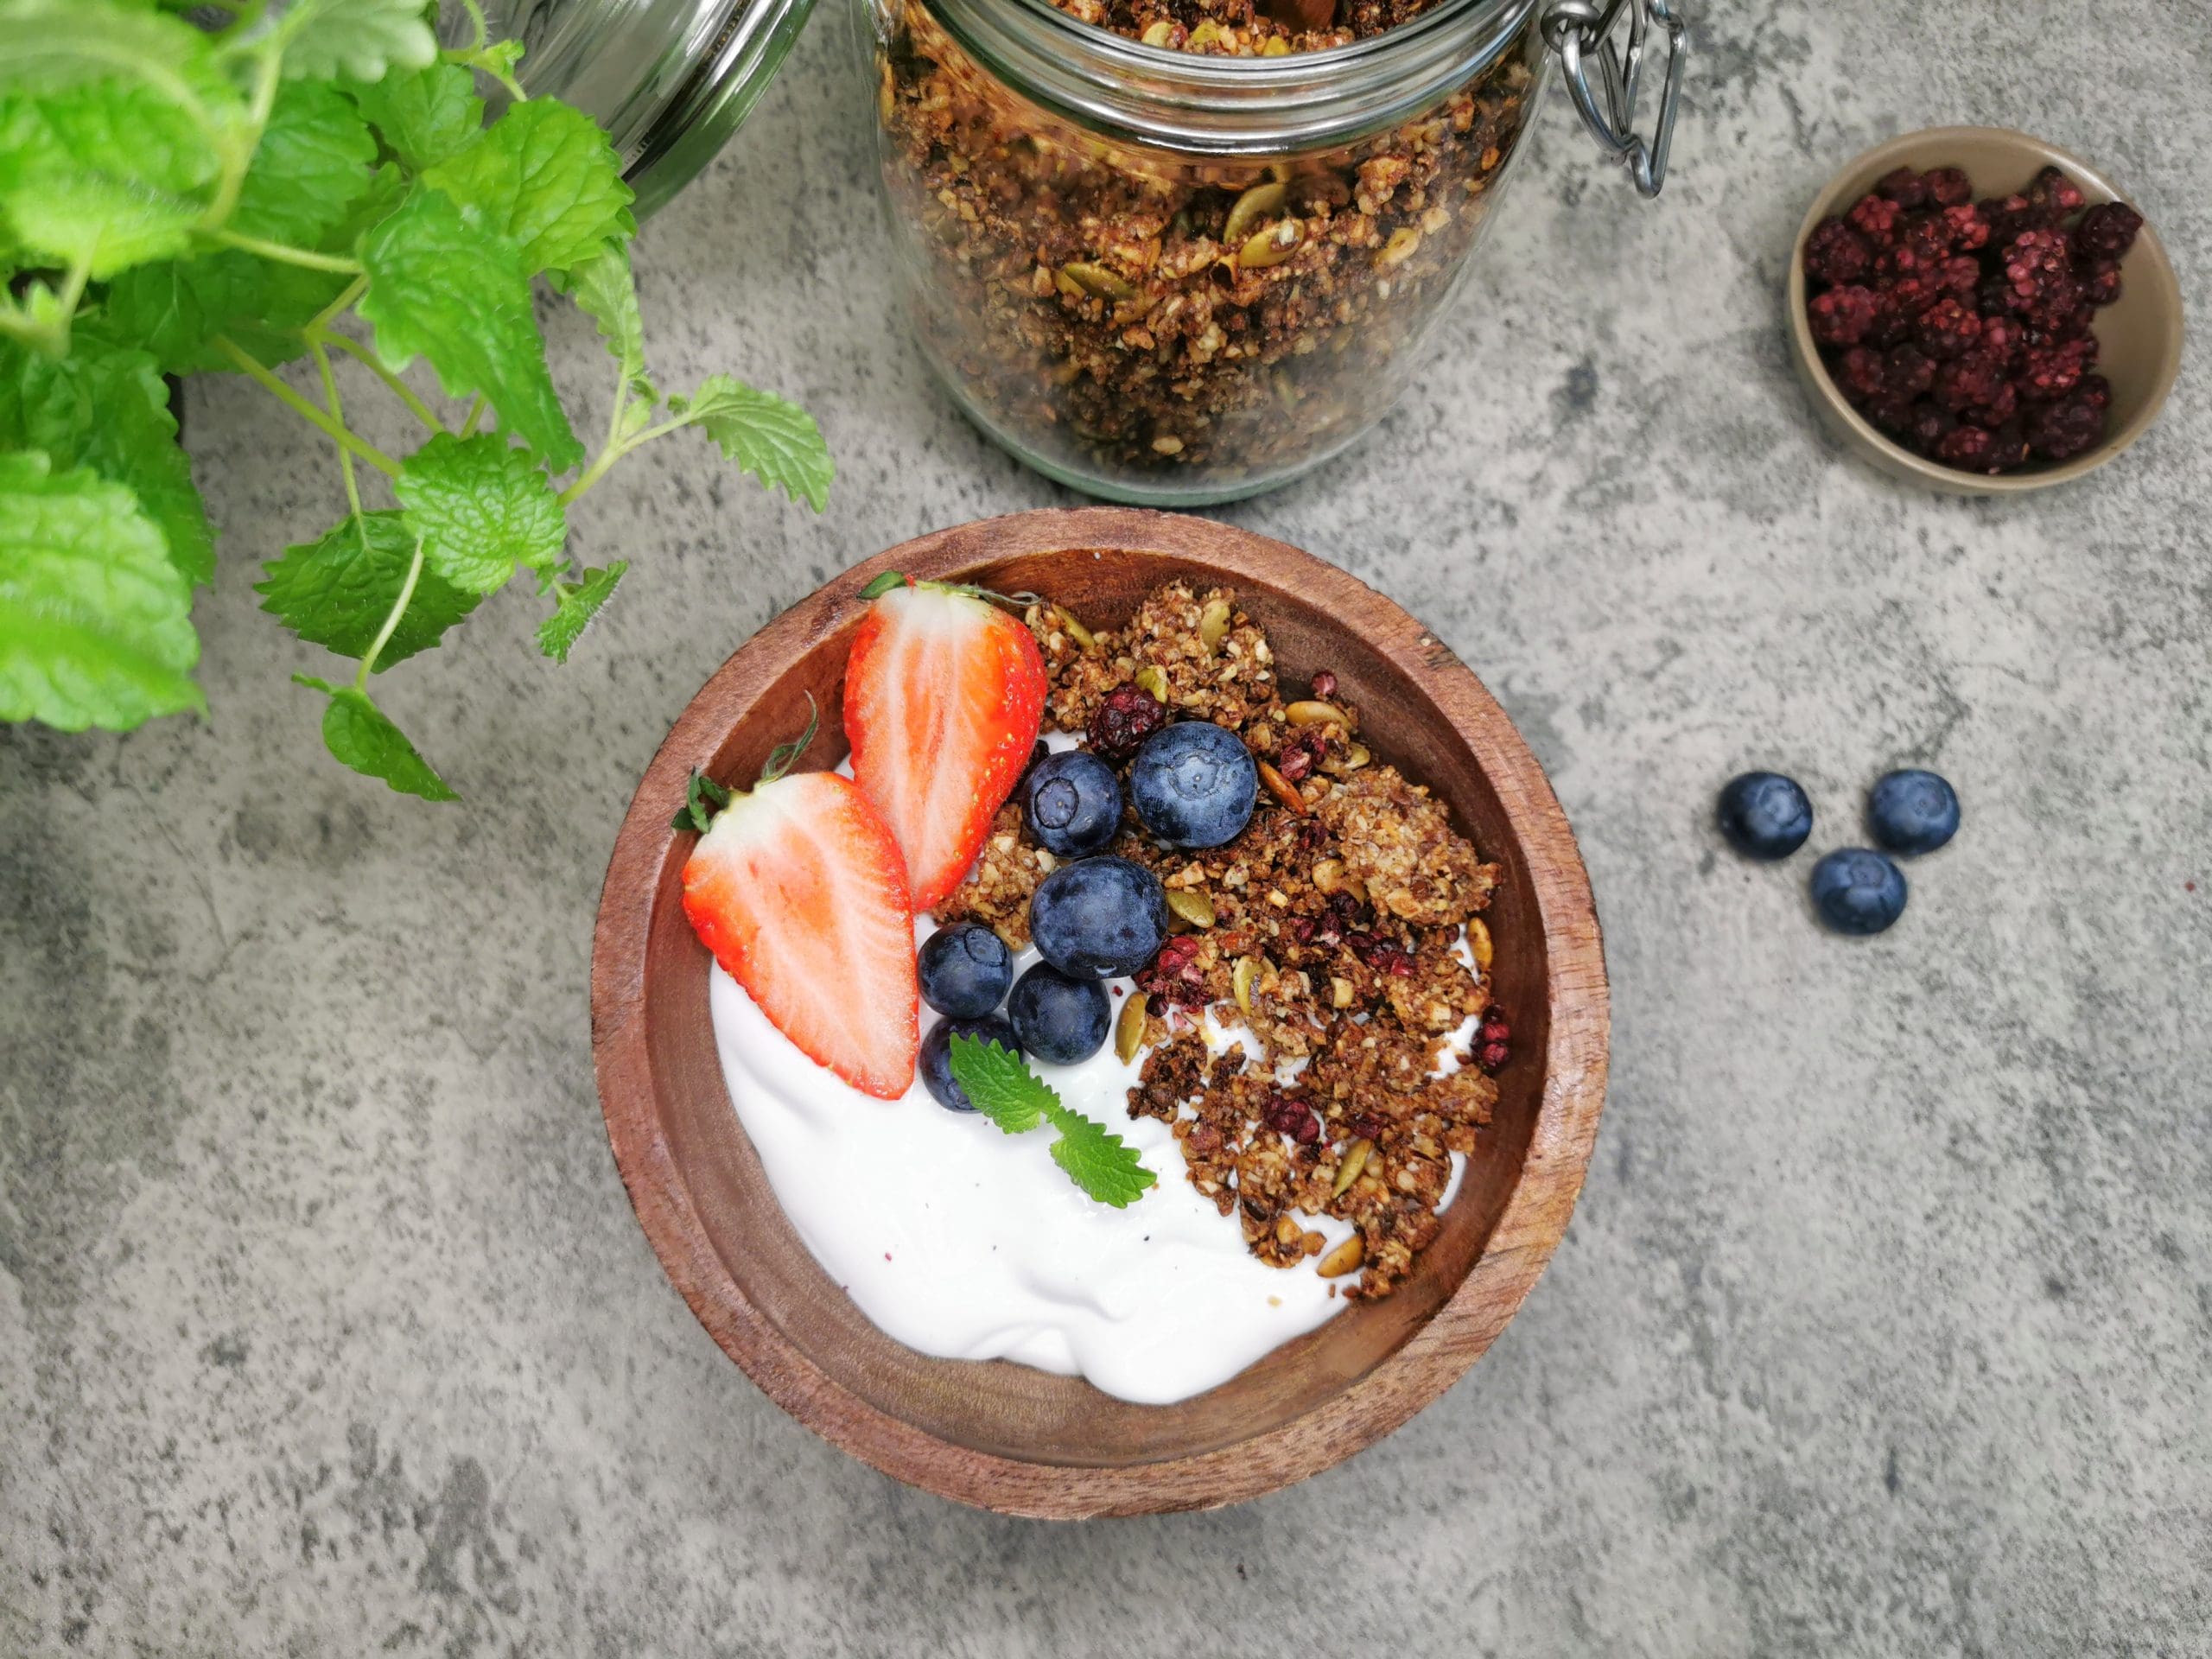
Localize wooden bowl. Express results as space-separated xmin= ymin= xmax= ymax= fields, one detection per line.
xmin=1785 ymin=126 xmax=2183 ymax=496
xmin=589 ymin=507 xmax=1607 ymax=1516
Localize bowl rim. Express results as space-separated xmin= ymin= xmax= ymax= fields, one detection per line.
xmin=1784 ymin=124 xmax=2184 ymax=495
xmin=588 ymin=506 xmax=1610 ymax=1516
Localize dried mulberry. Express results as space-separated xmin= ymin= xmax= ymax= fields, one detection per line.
xmin=2025 ymin=164 xmax=2087 ymax=220
xmin=1924 ymin=167 xmax=1973 ymax=207
xmin=2024 ymin=394 xmax=2105 ymax=461
xmin=1847 ymin=193 xmax=1904 ymax=242
xmin=1912 ymin=296 xmax=1983 ymax=360
xmin=1803 ymin=217 xmax=1874 ymax=287
xmin=2017 ymin=337 xmax=2096 ymax=402
xmin=1089 ymin=683 xmax=1166 ymax=759
xmin=1874 ymin=167 xmax=1929 ymax=208
xmin=2075 ymin=200 xmax=2143 ymax=259
xmin=1808 ymin=284 xmax=1881 ymax=346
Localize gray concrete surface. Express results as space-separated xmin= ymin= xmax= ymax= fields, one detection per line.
xmin=5 ymin=1 xmax=2210 ymax=1652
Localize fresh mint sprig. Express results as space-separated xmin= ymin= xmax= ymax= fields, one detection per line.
xmin=0 ymin=0 xmax=834 ymax=798
xmin=948 ymin=1033 xmax=1157 ymax=1209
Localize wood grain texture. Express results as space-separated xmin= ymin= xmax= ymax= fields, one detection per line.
xmin=589 ymin=506 xmax=1608 ymax=1518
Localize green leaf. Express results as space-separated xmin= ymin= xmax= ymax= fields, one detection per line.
xmin=536 ymin=559 xmax=624 ymax=664
xmin=276 ymin=0 xmax=439 ymax=84
xmin=392 ymin=431 xmax=566 ymax=596
xmin=93 ymin=251 xmax=265 ymax=372
xmin=294 ymin=674 xmax=457 ymax=802
xmin=256 ymin=509 xmax=479 ymax=670
xmin=559 ymin=241 xmax=655 ymax=412
xmin=0 ymin=333 xmax=212 ymax=587
xmin=423 ymin=99 xmax=636 ymax=277
xmin=672 ymin=373 xmax=832 ymax=512
xmin=0 ymin=449 xmax=201 ymax=732
xmin=339 ymin=59 xmax=482 ymax=172
xmin=357 ymin=186 xmax=582 ymax=469
xmin=0 ymin=2 xmax=241 ymax=275
xmin=948 ymin=1033 xmax=1156 ymax=1207
xmin=231 ymin=78 xmax=377 ymax=249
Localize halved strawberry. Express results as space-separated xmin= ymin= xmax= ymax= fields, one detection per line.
xmin=681 ymin=752 xmax=920 ymax=1100
xmin=843 ymin=578 xmax=1048 ymax=911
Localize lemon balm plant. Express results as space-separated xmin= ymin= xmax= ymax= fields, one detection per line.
xmin=0 ymin=0 xmax=831 ymax=798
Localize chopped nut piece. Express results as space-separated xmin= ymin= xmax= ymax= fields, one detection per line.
xmin=1317 ymin=1234 xmax=1366 ymax=1277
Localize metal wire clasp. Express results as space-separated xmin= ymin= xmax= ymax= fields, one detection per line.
xmin=1542 ymin=0 xmax=1688 ymax=198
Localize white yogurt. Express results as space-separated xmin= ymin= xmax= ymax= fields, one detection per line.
xmin=705 ymin=747 xmax=1474 ymax=1405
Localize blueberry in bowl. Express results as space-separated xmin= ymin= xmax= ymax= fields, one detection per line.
xmin=918 ymin=921 xmax=1015 ymax=1019
xmin=1029 ymin=855 xmax=1169 ymax=979
xmin=1129 ymin=721 xmax=1257 ymax=849
xmin=1006 ymin=964 xmax=1111 ymax=1065
xmin=919 ymin=1014 xmax=1024 ymax=1110
xmin=1809 ymin=848 xmax=1908 ymax=935
xmin=1866 ymin=768 xmax=1959 ymax=855
xmin=1717 ymin=771 xmax=1814 ymax=860
xmin=1022 ymin=749 xmax=1122 ymax=858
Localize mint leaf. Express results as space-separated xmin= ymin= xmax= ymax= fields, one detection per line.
xmin=276 ymin=0 xmax=439 ymax=83
xmin=357 ymin=186 xmax=582 ymax=469
xmin=393 ymin=431 xmax=566 ymax=595
xmin=560 ymin=241 xmax=655 ymax=411
xmin=948 ymin=1033 xmax=1155 ymax=1207
xmin=294 ymin=675 xmax=457 ymax=802
xmin=256 ymin=509 xmax=479 ymax=669
xmin=671 ymin=374 xmax=832 ymax=512
xmin=537 ymin=560 xmax=624 ymax=664
xmin=423 ymin=99 xmax=636 ymax=276
xmin=339 ymin=59 xmax=482 ymax=172
xmin=0 ymin=334 xmax=212 ymax=587
xmin=93 ymin=251 xmax=264 ymax=372
xmin=231 ymin=78 xmax=377 ymax=248
xmin=0 ymin=449 xmax=201 ymax=732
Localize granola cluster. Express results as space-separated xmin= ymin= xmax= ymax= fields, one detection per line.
xmin=873 ymin=0 xmax=1539 ymax=489
xmin=940 ymin=578 xmax=1506 ymax=1299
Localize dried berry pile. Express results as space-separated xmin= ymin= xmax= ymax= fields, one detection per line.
xmin=1802 ymin=162 xmax=2145 ymax=474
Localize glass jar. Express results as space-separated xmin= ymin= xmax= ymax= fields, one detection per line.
xmin=480 ymin=0 xmax=1682 ymax=501
xmin=860 ymin=0 xmax=1685 ymax=503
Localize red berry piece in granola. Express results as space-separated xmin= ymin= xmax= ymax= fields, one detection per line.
xmin=1262 ymin=1094 xmax=1321 ymax=1145
xmin=1924 ymin=166 xmax=1973 ymax=207
xmin=2075 ymin=200 xmax=2144 ymax=260
xmin=1134 ymin=934 xmax=1209 ymax=1008
xmin=1089 ymin=682 xmax=1166 ymax=759
xmin=1476 ymin=1009 xmax=1510 ymax=1074
xmin=1873 ymin=166 xmax=1928 ymax=209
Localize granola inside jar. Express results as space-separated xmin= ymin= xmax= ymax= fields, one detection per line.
xmin=864 ymin=0 xmax=1586 ymax=501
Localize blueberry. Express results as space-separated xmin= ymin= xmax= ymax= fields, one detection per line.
xmin=918 ymin=1014 xmax=1022 ymax=1111
xmin=1809 ymin=848 xmax=1908 ymax=935
xmin=1021 ymin=749 xmax=1123 ymax=858
xmin=1128 ymin=721 xmax=1257 ymax=849
xmin=917 ymin=921 xmax=1014 ymax=1019
xmin=1718 ymin=771 xmax=1814 ymax=860
xmin=1007 ymin=964 xmax=1111 ymax=1065
xmin=1028 ymin=855 xmax=1169 ymax=979
xmin=1866 ymin=768 xmax=1959 ymax=855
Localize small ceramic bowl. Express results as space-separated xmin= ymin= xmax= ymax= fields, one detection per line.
xmin=590 ymin=506 xmax=1609 ymax=1517
xmin=1786 ymin=126 xmax=2183 ymax=496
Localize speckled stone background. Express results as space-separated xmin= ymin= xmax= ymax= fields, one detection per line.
xmin=5 ymin=0 xmax=2210 ymax=1652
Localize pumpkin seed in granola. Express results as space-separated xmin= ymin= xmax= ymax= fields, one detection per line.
xmin=1231 ymin=955 xmax=1258 ymax=1016
xmin=1317 ymin=1234 xmax=1365 ymax=1277
xmin=1165 ymin=888 xmax=1216 ymax=929
xmin=1223 ymin=181 xmax=1287 ymax=246
xmin=1198 ymin=596 xmax=1233 ymax=650
xmin=1332 ymin=1137 xmax=1373 ymax=1196
xmin=1116 ymin=990 xmax=1149 ymax=1063
xmin=1237 ymin=218 xmax=1303 ymax=270
xmin=1062 ymin=260 xmax=1135 ymax=301
xmin=1135 ymin=664 xmax=1169 ymax=702
xmin=1467 ymin=916 xmax=1493 ymax=973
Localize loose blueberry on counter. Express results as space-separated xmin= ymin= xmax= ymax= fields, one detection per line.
xmin=918 ymin=1014 xmax=1023 ymax=1111
xmin=1866 ymin=768 xmax=1960 ymax=855
xmin=917 ymin=921 xmax=1014 ymax=1019
xmin=1007 ymin=964 xmax=1111 ymax=1065
xmin=1809 ymin=848 xmax=1908 ymax=935
xmin=1021 ymin=749 xmax=1122 ymax=858
xmin=1717 ymin=771 xmax=1815 ymax=860
xmin=1129 ymin=721 xmax=1258 ymax=849
xmin=1029 ymin=855 xmax=1169 ymax=979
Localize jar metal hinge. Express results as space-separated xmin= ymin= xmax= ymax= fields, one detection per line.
xmin=1542 ymin=0 xmax=1688 ymax=198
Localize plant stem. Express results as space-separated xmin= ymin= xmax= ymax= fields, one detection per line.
xmin=554 ymin=412 xmax=698 ymax=506
xmin=305 ymin=274 xmax=369 ymax=337
xmin=354 ymin=536 xmax=425 ymax=690
xmin=460 ymin=0 xmax=490 ymax=51
xmin=214 ymin=336 xmax=400 ymax=477
xmin=202 ymin=43 xmax=283 ymax=227
xmin=310 ymin=340 xmax=363 ymax=519
xmin=458 ymin=396 xmax=487 ymax=439
xmin=321 ymin=331 xmax=446 ymax=435
xmin=208 ymin=230 xmax=364 ymax=275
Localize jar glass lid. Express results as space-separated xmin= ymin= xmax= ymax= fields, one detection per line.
xmin=464 ymin=0 xmax=821 ymax=217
